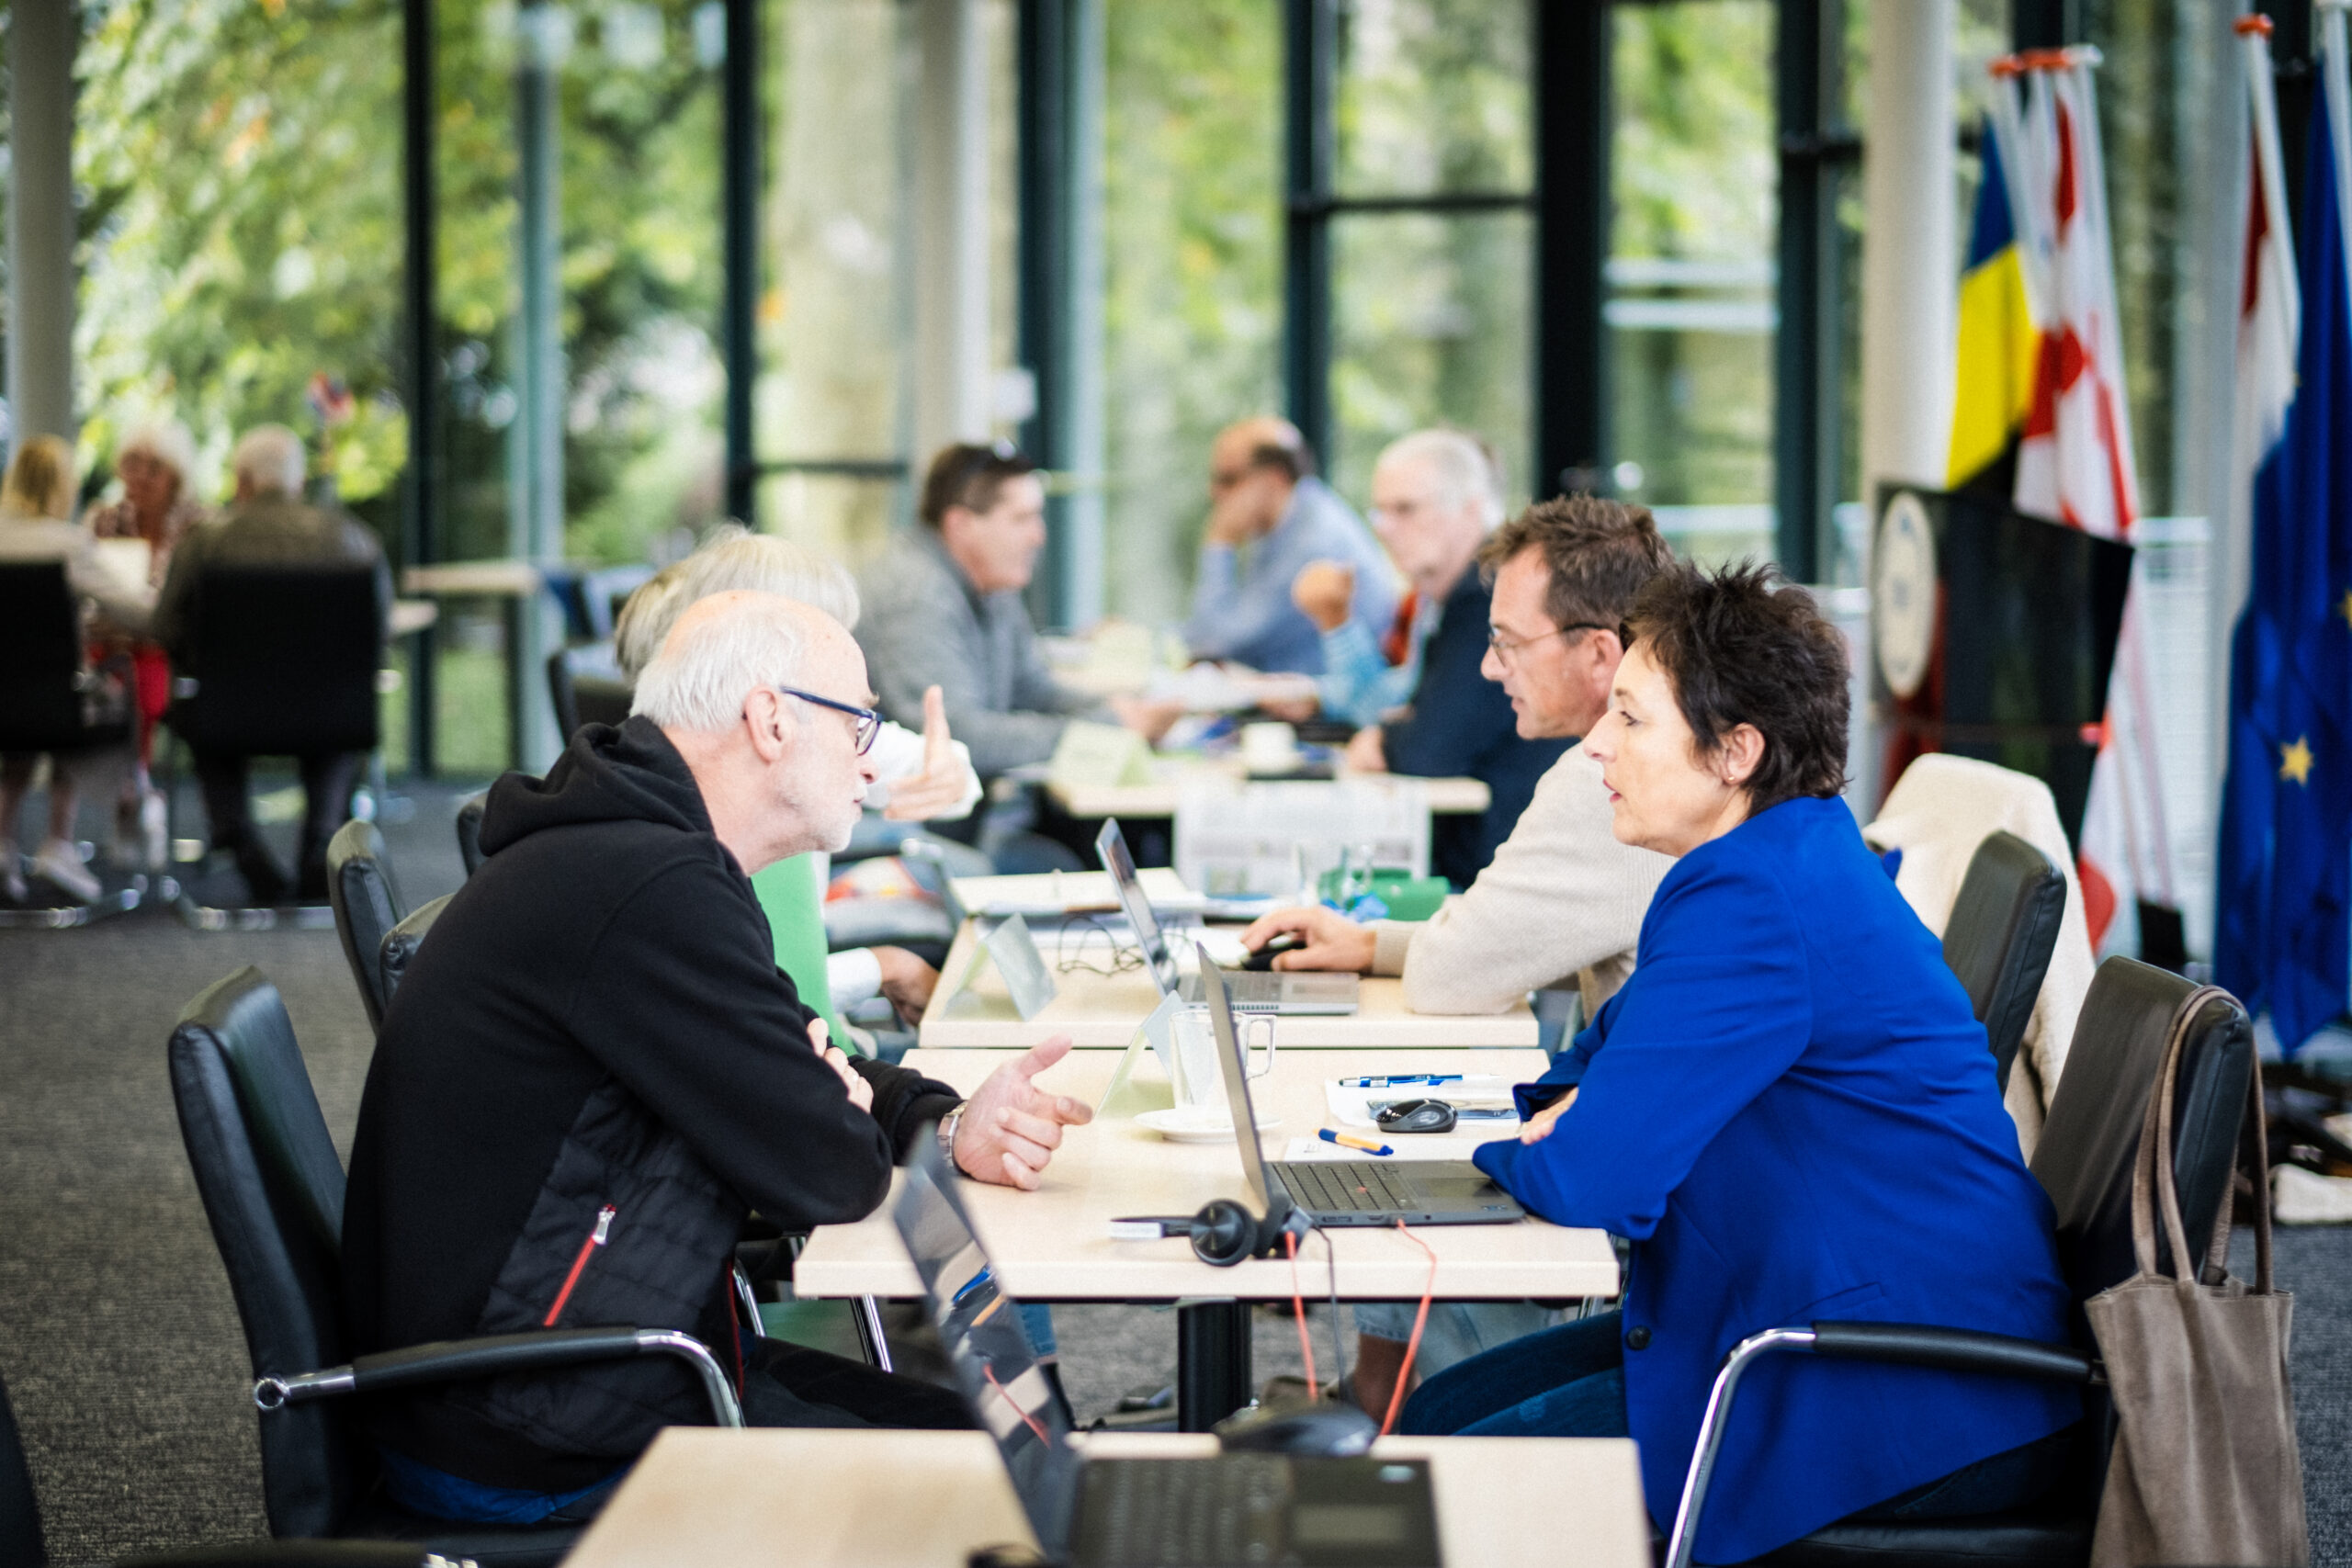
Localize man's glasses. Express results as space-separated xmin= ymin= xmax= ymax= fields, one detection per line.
xmin=1486 ymin=621 xmax=1613 ymax=664
xmin=777 ymin=686 xmax=882 ymax=754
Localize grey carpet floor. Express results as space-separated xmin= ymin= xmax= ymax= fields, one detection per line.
xmin=3 ymin=780 xmax=2347 ymax=1562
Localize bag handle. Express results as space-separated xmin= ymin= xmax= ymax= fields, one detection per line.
xmin=2128 ymin=986 xmax=2270 ymax=1292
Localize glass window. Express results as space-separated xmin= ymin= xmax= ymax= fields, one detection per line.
xmin=1608 ymin=0 xmax=1778 ymax=566
xmin=1334 ymin=0 xmax=1532 ymax=197
xmin=1098 ymin=0 xmax=1283 ymax=626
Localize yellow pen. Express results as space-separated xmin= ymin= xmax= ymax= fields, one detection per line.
xmin=1319 ymin=1128 xmax=1395 ymax=1157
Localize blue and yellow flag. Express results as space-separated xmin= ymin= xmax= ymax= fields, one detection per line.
xmin=1948 ymin=120 xmax=2041 ymax=487
xmin=2216 ymin=85 xmax=2352 ymax=1051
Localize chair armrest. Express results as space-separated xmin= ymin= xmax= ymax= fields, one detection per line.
xmin=1808 ymin=1320 xmax=2100 ymax=1384
xmin=254 ymin=1326 xmax=742 ymax=1427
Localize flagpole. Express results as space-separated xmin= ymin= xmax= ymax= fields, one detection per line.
xmin=2322 ymin=1 xmax=2352 ymax=317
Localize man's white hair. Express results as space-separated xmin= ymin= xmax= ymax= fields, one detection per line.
xmin=118 ymin=418 xmax=198 ymax=486
xmin=631 ymin=591 xmax=810 ymax=733
xmin=232 ymin=424 xmax=306 ymax=498
xmin=1379 ymin=428 xmax=1506 ymax=529
xmin=613 ymin=524 xmax=859 ymax=681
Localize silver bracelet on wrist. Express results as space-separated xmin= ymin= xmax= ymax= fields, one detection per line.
xmin=936 ymin=1103 xmax=967 ymax=1174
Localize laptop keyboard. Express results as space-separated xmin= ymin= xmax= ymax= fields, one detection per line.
xmin=1277 ymin=1159 xmax=1416 ymax=1214
xmin=1078 ymin=1455 xmax=1292 ymax=1566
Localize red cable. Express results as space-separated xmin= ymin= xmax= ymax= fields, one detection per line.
xmin=1284 ymin=1230 xmax=1319 ymax=1402
xmin=1378 ymin=1219 xmax=1440 ymax=1438
xmin=984 ymin=1361 xmax=1054 ymax=1446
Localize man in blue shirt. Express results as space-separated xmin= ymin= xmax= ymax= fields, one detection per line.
xmin=1182 ymin=417 xmax=1396 ymax=674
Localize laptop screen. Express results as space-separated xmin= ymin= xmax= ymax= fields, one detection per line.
xmin=1197 ymin=944 xmax=1278 ymax=1216
xmin=1095 ymin=818 xmax=1181 ymax=996
xmin=892 ymin=1137 xmax=1081 ymax=1553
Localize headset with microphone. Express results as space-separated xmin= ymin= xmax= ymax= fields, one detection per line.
xmin=1189 ymin=1192 xmax=1315 ymax=1267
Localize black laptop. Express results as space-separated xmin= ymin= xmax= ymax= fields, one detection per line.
xmin=1197 ymin=943 xmax=1525 ymax=1228
xmin=892 ymin=1135 xmax=1443 ymax=1566
xmin=1095 ymin=818 xmax=1359 ymax=1015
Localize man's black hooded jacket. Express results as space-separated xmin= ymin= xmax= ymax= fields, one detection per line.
xmin=341 ymin=716 xmax=960 ymax=1492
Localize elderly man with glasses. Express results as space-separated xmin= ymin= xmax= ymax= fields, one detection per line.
xmin=342 ymin=591 xmax=1092 ymax=1526
xmin=1242 ymin=495 xmax=1682 ymax=1418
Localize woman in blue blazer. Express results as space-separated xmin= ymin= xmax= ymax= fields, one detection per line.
xmin=1400 ymin=561 xmax=2079 ymax=1562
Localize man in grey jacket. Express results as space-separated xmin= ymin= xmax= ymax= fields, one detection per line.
xmin=1241 ymin=495 xmax=1678 ymax=1416
xmin=153 ymin=424 xmax=390 ymax=901
xmin=856 ymin=444 xmax=1176 ymax=779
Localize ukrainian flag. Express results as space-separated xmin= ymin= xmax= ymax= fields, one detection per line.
xmin=1948 ymin=120 xmax=2040 ymax=487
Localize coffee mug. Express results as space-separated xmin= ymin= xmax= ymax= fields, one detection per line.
xmin=1168 ymin=1005 xmax=1275 ymax=1111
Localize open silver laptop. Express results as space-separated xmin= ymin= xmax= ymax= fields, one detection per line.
xmin=1095 ymin=818 xmax=1358 ymax=1015
xmin=892 ymin=1134 xmax=1443 ymax=1566
xmin=1200 ymin=944 xmax=1524 ymax=1228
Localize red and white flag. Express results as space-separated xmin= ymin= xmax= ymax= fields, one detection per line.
xmin=1998 ymin=50 xmax=2175 ymax=949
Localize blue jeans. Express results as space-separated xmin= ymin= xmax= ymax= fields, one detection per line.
xmin=1399 ymin=1310 xmax=2071 ymax=1521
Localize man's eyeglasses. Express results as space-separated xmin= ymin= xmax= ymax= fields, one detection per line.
xmin=1486 ymin=622 xmax=1613 ymax=664
xmin=776 ymin=686 xmax=882 ymax=754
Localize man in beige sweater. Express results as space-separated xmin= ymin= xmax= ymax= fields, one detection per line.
xmin=1241 ymin=494 xmax=1675 ymax=1415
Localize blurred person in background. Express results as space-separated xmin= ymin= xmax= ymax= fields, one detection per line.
xmin=0 ymin=435 xmax=153 ymax=902
xmin=1182 ymin=416 xmax=1396 ymax=675
xmin=84 ymin=418 xmax=205 ymax=865
xmin=858 ymin=443 xmax=1179 ymax=781
xmin=1295 ymin=429 xmax=1566 ymax=887
xmin=153 ymin=424 xmax=390 ymax=903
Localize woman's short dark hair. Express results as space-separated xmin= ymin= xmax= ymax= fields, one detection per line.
xmin=1624 ymin=558 xmax=1850 ymax=813
xmin=920 ymin=442 xmax=1039 ymax=527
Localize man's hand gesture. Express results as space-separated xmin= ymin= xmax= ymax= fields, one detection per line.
xmin=882 ymin=685 xmax=968 ymax=822
xmin=954 ymin=1035 xmax=1094 ymax=1190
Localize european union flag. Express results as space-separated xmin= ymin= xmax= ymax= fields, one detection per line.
xmin=2217 ymin=85 xmax=2352 ymax=1052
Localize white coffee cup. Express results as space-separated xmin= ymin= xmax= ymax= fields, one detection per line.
xmin=1239 ymin=720 xmax=1300 ymax=773
xmin=1168 ymin=1005 xmax=1276 ymax=1111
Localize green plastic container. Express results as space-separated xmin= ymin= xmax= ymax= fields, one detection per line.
xmin=1315 ymin=869 xmax=1450 ymax=923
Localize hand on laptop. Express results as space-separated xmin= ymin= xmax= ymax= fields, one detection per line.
xmin=873 ymin=945 xmax=940 ymax=1021
xmin=1238 ymin=905 xmax=1375 ymax=974
xmin=956 ymin=1034 xmax=1095 ymax=1190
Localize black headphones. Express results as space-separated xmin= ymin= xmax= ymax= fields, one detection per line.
xmin=1189 ymin=1196 xmax=1314 ymax=1267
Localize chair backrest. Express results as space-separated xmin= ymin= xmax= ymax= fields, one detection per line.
xmin=377 ymin=894 xmax=452 ymax=1011
xmin=0 ymin=1365 xmax=46 ymax=1568
xmin=1941 ymin=830 xmax=2068 ymax=1091
xmin=326 ymin=821 xmax=404 ymax=1031
xmin=173 ymin=566 xmax=381 ymax=754
xmin=2031 ymin=957 xmax=2256 ymax=1322
xmin=545 ymin=649 xmax=581 ymax=740
xmin=0 ymin=561 xmax=108 ymax=754
xmin=167 ymin=967 xmax=361 ymax=1538
xmin=455 ymin=793 xmax=487 ymax=878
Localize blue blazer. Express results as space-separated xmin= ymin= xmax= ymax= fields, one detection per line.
xmin=1476 ymin=795 xmax=2078 ymax=1562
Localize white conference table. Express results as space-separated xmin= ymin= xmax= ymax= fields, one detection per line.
xmin=566 ymin=1427 xmax=1653 ymax=1568
xmin=919 ymin=917 xmax=1539 ymax=1050
xmin=796 ymin=1046 xmax=1613 ymax=1428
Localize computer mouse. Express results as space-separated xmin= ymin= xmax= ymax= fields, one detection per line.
xmin=1374 ymin=1098 xmax=1458 ymax=1134
xmin=1242 ymin=932 xmax=1305 ymax=972
xmin=1214 ymin=1401 xmax=1379 ymax=1457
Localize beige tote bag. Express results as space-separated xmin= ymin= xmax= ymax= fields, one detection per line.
xmin=2086 ymin=986 xmax=2308 ymax=1568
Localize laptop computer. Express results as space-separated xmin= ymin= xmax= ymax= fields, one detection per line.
xmin=1096 ymin=818 xmax=1359 ymax=1016
xmin=1198 ymin=943 xmax=1525 ymax=1229
xmin=891 ymin=1135 xmax=1444 ymax=1567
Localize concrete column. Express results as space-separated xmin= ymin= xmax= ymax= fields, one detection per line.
xmin=911 ymin=0 xmax=992 ymax=468
xmin=1857 ymin=0 xmax=1954 ymax=495
xmin=7 ymin=0 xmax=81 ymax=451
xmin=1062 ymin=0 xmax=1106 ymax=629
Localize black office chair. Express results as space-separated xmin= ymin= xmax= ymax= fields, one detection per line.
xmin=1941 ymin=831 xmax=2068 ymax=1092
xmin=325 ymin=823 xmax=404 ymax=1031
xmin=0 ymin=1363 xmax=43 ymax=1568
xmin=169 ymin=967 xmax=741 ymax=1564
xmin=546 ymin=647 xmax=631 ymax=743
xmin=166 ymin=566 xmax=384 ymax=926
xmin=1670 ymin=958 xmax=2256 ymax=1568
xmin=376 ymin=895 xmax=450 ymax=1013
xmin=0 ymin=562 xmax=140 ymax=927
xmin=453 ymin=795 xmax=487 ymax=879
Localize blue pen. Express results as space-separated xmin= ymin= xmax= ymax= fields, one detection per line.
xmin=1338 ymin=1073 xmax=1463 ymax=1089
xmin=1321 ymin=1128 xmax=1395 ymax=1156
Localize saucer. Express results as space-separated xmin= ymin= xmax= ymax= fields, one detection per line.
xmin=1136 ymin=1106 xmax=1283 ymax=1144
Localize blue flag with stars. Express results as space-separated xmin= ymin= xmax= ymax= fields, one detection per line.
xmin=2217 ymin=76 xmax=2352 ymax=1053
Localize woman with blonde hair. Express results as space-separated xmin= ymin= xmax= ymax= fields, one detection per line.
xmin=0 ymin=435 xmax=153 ymax=903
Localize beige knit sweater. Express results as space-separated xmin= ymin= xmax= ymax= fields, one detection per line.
xmin=1370 ymin=742 xmax=1675 ymax=1017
